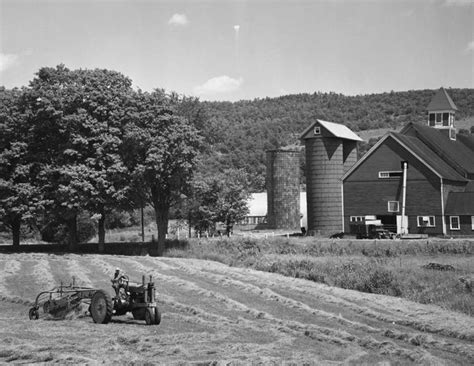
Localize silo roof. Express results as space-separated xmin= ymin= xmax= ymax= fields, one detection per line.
xmin=300 ymin=120 xmax=363 ymax=141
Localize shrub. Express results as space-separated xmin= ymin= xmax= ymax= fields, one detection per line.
xmin=163 ymin=236 xmax=473 ymax=316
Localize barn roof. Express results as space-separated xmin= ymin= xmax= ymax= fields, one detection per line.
xmin=401 ymin=123 xmax=474 ymax=178
xmin=445 ymin=192 xmax=474 ymax=215
xmin=464 ymin=181 xmax=474 ymax=192
xmin=300 ymin=120 xmax=363 ymax=141
xmin=342 ymin=132 xmax=467 ymax=182
xmin=391 ymin=133 xmax=467 ymax=182
xmin=426 ymin=87 xmax=458 ymax=111
xmin=457 ymin=133 xmax=474 ymax=153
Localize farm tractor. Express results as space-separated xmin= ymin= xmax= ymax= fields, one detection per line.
xmin=28 ymin=269 xmax=161 ymax=325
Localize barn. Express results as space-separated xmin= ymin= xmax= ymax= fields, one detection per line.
xmin=342 ymin=88 xmax=474 ymax=237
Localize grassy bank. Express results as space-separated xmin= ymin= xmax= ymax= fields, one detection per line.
xmin=165 ymin=236 xmax=474 ymax=316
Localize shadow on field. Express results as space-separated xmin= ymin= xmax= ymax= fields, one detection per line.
xmin=0 ymin=239 xmax=189 ymax=256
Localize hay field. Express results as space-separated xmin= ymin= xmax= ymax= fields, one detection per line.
xmin=0 ymin=252 xmax=473 ymax=364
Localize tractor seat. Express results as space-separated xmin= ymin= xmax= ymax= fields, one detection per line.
xmin=127 ymin=283 xmax=145 ymax=293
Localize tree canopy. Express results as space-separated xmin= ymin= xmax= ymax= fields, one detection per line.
xmin=2 ymin=65 xmax=473 ymax=248
xmin=1 ymin=66 xmax=203 ymax=252
xmin=187 ymin=169 xmax=250 ymax=236
xmin=0 ymin=87 xmax=44 ymax=246
xmin=199 ymin=88 xmax=474 ymax=191
xmin=24 ymin=65 xmax=134 ymax=250
xmin=122 ymin=90 xmax=202 ymax=254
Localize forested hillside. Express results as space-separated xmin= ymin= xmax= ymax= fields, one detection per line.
xmin=197 ymin=88 xmax=474 ymax=191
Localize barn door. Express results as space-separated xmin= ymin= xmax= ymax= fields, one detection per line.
xmin=396 ymin=215 xmax=408 ymax=234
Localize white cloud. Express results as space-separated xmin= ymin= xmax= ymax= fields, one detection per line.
xmin=193 ymin=75 xmax=243 ymax=96
xmin=443 ymin=0 xmax=472 ymax=6
xmin=168 ymin=13 xmax=188 ymax=26
xmin=401 ymin=8 xmax=415 ymax=17
xmin=466 ymin=41 xmax=474 ymax=52
xmin=0 ymin=53 xmax=19 ymax=72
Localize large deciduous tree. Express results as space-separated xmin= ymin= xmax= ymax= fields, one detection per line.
xmin=123 ymin=90 xmax=202 ymax=255
xmin=188 ymin=169 xmax=250 ymax=236
xmin=0 ymin=87 xmax=43 ymax=246
xmin=26 ymin=65 xmax=133 ymax=251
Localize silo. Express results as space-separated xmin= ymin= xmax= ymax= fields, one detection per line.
xmin=343 ymin=140 xmax=358 ymax=174
xmin=301 ymin=120 xmax=362 ymax=235
xmin=266 ymin=149 xmax=301 ymax=230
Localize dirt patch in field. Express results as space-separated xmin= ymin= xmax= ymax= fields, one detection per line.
xmin=0 ymin=253 xmax=473 ymax=364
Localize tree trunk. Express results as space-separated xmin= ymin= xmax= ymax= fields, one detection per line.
xmin=66 ymin=215 xmax=79 ymax=252
xmin=188 ymin=211 xmax=192 ymax=239
xmin=151 ymin=187 xmax=170 ymax=256
xmin=11 ymin=214 xmax=21 ymax=247
xmin=98 ymin=207 xmax=106 ymax=253
xmin=226 ymin=218 xmax=233 ymax=237
xmin=153 ymin=205 xmax=169 ymax=256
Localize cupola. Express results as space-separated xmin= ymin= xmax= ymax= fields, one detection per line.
xmin=427 ymin=87 xmax=458 ymax=140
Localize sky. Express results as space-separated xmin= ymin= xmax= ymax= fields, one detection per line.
xmin=0 ymin=0 xmax=473 ymax=101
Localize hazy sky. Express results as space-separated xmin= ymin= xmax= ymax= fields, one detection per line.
xmin=1 ymin=0 xmax=473 ymax=101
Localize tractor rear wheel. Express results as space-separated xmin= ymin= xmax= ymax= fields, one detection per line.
xmin=90 ymin=290 xmax=113 ymax=324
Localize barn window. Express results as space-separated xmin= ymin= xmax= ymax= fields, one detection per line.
xmin=429 ymin=113 xmax=435 ymax=126
xmin=436 ymin=113 xmax=442 ymax=124
xmin=314 ymin=126 xmax=321 ymax=135
xmin=387 ymin=201 xmax=399 ymax=212
xmin=350 ymin=216 xmax=363 ymax=222
xmin=450 ymin=216 xmax=460 ymax=230
xmin=417 ymin=216 xmax=435 ymax=227
xmin=379 ymin=171 xmax=402 ymax=179
xmin=442 ymin=113 xmax=449 ymax=126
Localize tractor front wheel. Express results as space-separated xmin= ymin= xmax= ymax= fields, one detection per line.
xmin=144 ymin=307 xmax=161 ymax=325
xmin=154 ymin=307 xmax=161 ymax=325
xmin=145 ymin=307 xmax=155 ymax=325
xmin=90 ymin=290 xmax=113 ymax=324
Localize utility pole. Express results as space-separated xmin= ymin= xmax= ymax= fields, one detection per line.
xmin=141 ymin=206 xmax=145 ymax=242
xmin=401 ymin=161 xmax=408 ymax=235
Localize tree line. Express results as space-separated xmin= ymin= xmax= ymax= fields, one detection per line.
xmin=0 ymin=65 xmax=250 ymax=253
xmin=198 ymin=88 xmax=474 ymax=191
xmin=3 ymin=65 xmax=473 ymax=249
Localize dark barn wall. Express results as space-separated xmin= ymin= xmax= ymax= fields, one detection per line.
xmin=445 ymin=215 xmax=473 ymax=236
xmin=266 ymin=150 xmax=301 ymax=230
xmin=343 ymin=137 xmax=445 ymax=235
xmin=305 ymin=137 xmax=344 ymax=235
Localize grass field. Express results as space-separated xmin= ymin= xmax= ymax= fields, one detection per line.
xmin=1 ymin=252 xmax=473 ymax=364
xmin=165 ymin=236 xmax=474 ymax=317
